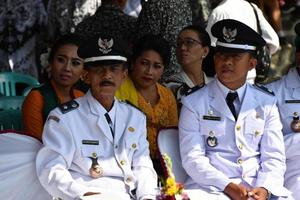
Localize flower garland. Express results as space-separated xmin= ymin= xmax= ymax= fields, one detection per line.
xmin=157 ymin=154 xmax=189 ymax=200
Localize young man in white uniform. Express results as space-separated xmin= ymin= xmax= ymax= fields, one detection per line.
xmin=266 ymin=22 xmax=300 ymax=200
xmin=36 ymin=36 xmax=157 ymax=200
xmin=206 ymin=0 xmax=279 ymax=83
xmin=179 ymin=19 xmax=293 ymax=200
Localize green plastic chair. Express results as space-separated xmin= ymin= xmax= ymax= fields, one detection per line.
xmin=0 ymin=110 xmax=23 ymax=131
xmin=0 ymin=96 xmax=25 ymax=111
xmin=0 ymin=72 xmax=39 ymax=96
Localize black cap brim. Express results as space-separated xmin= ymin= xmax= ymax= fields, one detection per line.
xmin=214 ymin=46 xmax=255 ymax=54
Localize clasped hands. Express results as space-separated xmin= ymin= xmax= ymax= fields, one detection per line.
xmin=224 ymin=182 xmax=269 ymax=200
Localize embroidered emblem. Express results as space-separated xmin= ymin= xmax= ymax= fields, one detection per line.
xmin=291 ymin=112 xmax=300 ymax=133
xmin=223 ymin=26 xmax=237 ymax=43
xmin=98 ymin=38 xmax=113 ymax=54
xmin=207 ymin=131 xmax=218 ymax=147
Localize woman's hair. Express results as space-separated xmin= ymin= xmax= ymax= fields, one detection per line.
xmin=48 ymin=33 xmax=84 ymax=62
xmin=131 ymin=34 xmax=171 ymax=68
xmin=180 ymin=25 xmax=211 ymax=47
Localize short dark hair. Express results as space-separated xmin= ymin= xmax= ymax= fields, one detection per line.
xmin=48 ymin=33 xmax=84 ymax=62
xmin=132 ymin=34 xmax=171 ymax=68
xmin=180 ymin=25 xmax=211 ymax=47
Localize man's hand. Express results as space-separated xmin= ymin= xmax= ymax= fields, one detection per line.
xmin=83 ymin=192 xmax=101 ymax=196
xmin=224 ymin=182 xmax=249 ymax=200
xmin=247 ymin=187 xmax=269 ymax=200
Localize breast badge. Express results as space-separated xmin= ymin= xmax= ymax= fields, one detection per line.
xmin=206 ymin=131 xmax=218 ymax=147
xmin=291 ymin=112 xmax=300 ymax=133
xmin=89 ymin=153 xmax=103 ymax=178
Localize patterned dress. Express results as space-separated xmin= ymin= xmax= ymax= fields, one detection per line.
xmin=75 ymin=3 xmax=137 ymax=47
xmin=0 ymin=0 xmax=47 ymax=78
xmin=136 ymin=0 xmax=192 ymax=81
xmin=47 ymin=0 xmax=101 ymax=43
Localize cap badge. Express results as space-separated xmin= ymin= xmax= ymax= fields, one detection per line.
xmin=223 ymin=27 xmax=237 ymax=43
xmin=98 ymin=38 xmax=113 ymax=54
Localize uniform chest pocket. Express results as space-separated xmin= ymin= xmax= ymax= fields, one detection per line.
xmin=125 ymin=138 xmax=139 ymax=160
xmin=244 ymin=117 xmax=265 ymax=149
xmin=279 ymin=104 xmax=298 ymax=122
xmin=81 ymin=145 xmax=103 ymax=159
xmin=200 ymin=118 xmax=225 ymax=137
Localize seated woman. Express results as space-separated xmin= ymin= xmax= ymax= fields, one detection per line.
xmin=164 ymin=25 xmax=213 ymax=102
xmin=22 ymin=33 xmax=85 ymax=140
xmin=116 ymin=34 xmax=178 ymax=174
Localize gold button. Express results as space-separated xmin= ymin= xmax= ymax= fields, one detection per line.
xmin=131 ymin=143 xmax=137 ymax=149
xmin=238 ymin=144 xmax=243 ymax=150
xmin=128 ymin=127 xmax=135 ymax=132
xmin=237 ymin=158 xmax=243 ymax=164
xmin=91 ymin=152 xmax=97 ymax=158
xmin=255 ymin=131 xmax=260 ymax=136
xmin=126 ymin=177 xmax=132 ymax=182
xmin=120 ymin=160 xmax=126 ymax=165
xmin=236 ymin=125 xmax=241 ymax=131
xmin=209 ymin=131 xmax=215 ymax=136
xmin=242 ymin=174 xmax=246 ymax=179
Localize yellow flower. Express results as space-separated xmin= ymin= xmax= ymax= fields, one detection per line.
xmin=165 ymin=177 xmax=178 ymax=195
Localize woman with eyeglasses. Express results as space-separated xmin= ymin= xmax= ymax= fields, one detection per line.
xmin=164 ymin=25 xmax=213 ymax=105
xmin=22 ymin=33 xmax=86 ymax=141
xmin=116 ymin=34 xmax=178 ymax=175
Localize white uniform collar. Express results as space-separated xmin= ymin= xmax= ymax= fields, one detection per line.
xmin=286 ymin=67 xmax=300 ymax=89
xmin=216 ymin=79 xmax=247 ymax=102
xmin=86 ymin=90 xmax=117 ymax=123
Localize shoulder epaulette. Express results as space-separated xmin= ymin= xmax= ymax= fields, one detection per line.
xmin=185 ymin=84 xmax=205 ymax=96
xmin=121 ymin=100 xmax=145 ymax=115
xmin=58 ymin=100 xmax=79 ymax=114
xmin=253 ymin=83 xmax=274 ymax=96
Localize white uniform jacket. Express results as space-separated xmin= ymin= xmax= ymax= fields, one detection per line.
xmin=267 ymin=67 xmax=300 ymax=199
xmin=179 ymin=79 xmax=290 ymax=197
xmin=36 ymin=91 xmax=157 ymax=200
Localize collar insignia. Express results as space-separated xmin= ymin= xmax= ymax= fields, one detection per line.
xmin=222 ymin=27 xmax=237 ymax=43
xmin=98 ymin=38 xmax=113 ymax=54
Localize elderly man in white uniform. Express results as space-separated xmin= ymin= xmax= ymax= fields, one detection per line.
xmin=36 ymin=36 xmax=157 ymax=200
xmin=179 ymin=19 xmax=293 ymax=200
xmin=266 ymin=22 xmax=300 ymax=199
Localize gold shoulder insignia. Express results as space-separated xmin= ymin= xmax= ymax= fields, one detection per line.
xmin=58 ymin=100 xmax=79 ymax=114
xmin=253 ymin=83 xmax=274 ymax=96
xmin=186 ymin=84 xmax=205 ymax=96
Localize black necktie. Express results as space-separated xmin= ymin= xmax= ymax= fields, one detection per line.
xmin=104 ymin=113 xmax=114 ymax=138
xmin=226 ymin=92 xmax=238 ymax=120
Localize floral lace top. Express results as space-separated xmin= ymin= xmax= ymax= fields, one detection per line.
xmin=137 ymin=83 xmax=178 ymax=158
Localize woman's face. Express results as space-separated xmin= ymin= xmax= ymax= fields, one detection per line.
xmin=50 ymin=44 xmax=84 ymax=88
xmin=176 ymin=29 xmax=209 ymax=69
xmin=130 ymin=50 xmax=164 ymax=89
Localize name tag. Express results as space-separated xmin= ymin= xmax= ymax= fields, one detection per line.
xmin=203 ymin=115 xmax=221 ymax=121
xmin=285 ymin=100 xmax=300 ymax=103
xmin=82 ymin=140 xmax=99 ymax=145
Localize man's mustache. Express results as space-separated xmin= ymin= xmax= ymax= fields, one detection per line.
xmin=100 ymin=80 xmax=115 ymax=86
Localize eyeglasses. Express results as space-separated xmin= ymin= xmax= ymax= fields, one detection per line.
xmin=176 ymin=38 xmax=202 ymax=48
